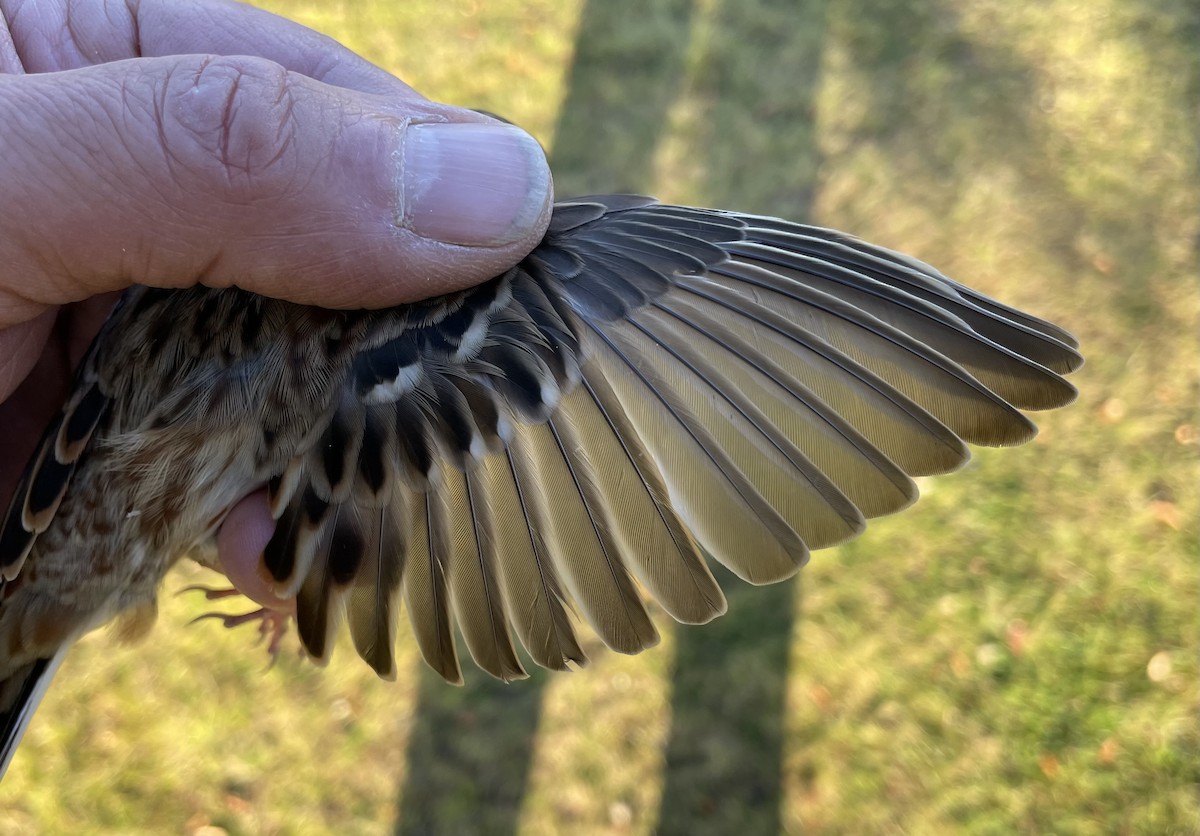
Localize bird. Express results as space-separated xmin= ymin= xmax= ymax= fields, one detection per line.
xmin=0 ymin=194 xmax=1082 ymax=779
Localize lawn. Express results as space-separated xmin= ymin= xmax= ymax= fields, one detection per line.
xmin=1 ymin=0 xmax=1196 ymax=833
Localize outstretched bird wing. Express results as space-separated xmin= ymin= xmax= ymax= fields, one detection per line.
xmin=251 ymin=196 xmax=1081 ymax=682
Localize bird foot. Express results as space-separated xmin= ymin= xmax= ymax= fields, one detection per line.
xmin=179 ymin=583 xmax=244 ymax=602
xmin=183 ymin=584 xmax=292 ymax=660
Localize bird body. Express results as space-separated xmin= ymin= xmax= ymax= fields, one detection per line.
xmin=0 ymin=196 xmax=1082 ymax=779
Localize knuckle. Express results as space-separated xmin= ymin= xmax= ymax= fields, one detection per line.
xmin=160 ymin=56 xmax=300 ymax=195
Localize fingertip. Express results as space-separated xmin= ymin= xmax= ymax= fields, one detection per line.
xmin=217 ymin=490 xmax=295 ymax=614
xmin=400 ymin=122 xmax=553 ymax=250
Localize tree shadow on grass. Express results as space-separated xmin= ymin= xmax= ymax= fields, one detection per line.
xmin=396 ymin=2 xmax=698 ymax=833
xmin=654 ymin=1 xmax=828 ymax=832
xmin=395 ymin=0 xmax=830 ymax=830
xmin=395 ymin=665 xmax=549 ymax=836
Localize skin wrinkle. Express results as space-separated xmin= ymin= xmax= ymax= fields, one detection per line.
xmin=0 ymin=2 xmax=33 ymax=60
xmin=104 ymin=0 xmax=138 ymax=56
xmin=270 ymin=72 xmax=301 ymax=173
xmin=116 ymin=67 xmax=179 ymax=206
xmin=151 ymin=63 xmax=184 ymax=183
xmin=216 ymin=64 xmax=244 ymax=176
xmin=124 ymin=0 xmax=140 ymax=59
xmin=0 ymin=11 xmax=23 ymax=73
xmin=170 ymin=58 xmax=312 ymax=204
xmin=0 ymin=89 xmax=71 ymax=305
xmin=65 ymin=83 xmax=144 ymax=229
xmin=12 ymin=79 xmax=142 ymax=302
xmin=0 ymin=74 xmax=194 ymax=311
xmin=83 ymin=113 xmax=204 ymax=293
xmin=62 ymin=1 xmax=89 ymax=59
xmin=3 ymin=1 xmax=77 ymax=71
xmin=38 ymin=0 xmax=138 ymax=68
xmin=3 ymin=82 xmax=100 ymax=303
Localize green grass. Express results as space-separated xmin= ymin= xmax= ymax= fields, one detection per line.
xmin=3 ymin=0 xmax=1197 ymax=833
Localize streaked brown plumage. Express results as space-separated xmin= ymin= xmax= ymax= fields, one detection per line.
xmin=0 ymin=195 xmax=1082 ymax=778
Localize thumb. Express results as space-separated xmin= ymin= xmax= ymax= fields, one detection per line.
xmin=0 ymin=54 xmax=553 ymax=326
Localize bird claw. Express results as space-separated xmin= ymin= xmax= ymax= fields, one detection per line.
xmin=178 ymin=583 xmax=245 ymax=602
xmin=186 ymin=586 xmax=292 ymax=661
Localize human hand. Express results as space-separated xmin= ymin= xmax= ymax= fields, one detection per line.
xmin=0 ymin=0 xmax=553 ymax=611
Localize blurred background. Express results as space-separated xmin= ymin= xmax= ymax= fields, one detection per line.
xmin=2 ymin=0 xmax=1197 ymax=833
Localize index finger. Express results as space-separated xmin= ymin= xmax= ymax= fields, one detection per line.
xmin=12 ymin=0 xmax=416 ymax=96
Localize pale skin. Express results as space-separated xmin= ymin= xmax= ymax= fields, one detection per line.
xmin=0 ymin=0 xmax=553 ymax=616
